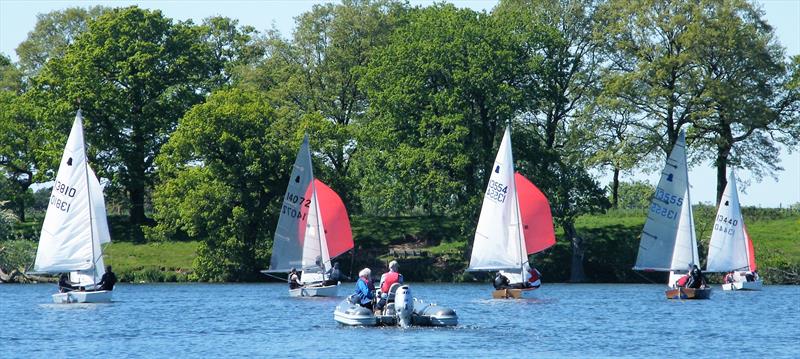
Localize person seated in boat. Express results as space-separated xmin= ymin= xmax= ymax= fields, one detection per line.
xmin=323 ymin=262 xmax=349 ymax=286
xmin=349 ymin=268 xmax=374 ymax=310
xmin=675 ymin=273 xmax=690 ymax=288
xmin=493 ymin=272 xmax=511 ymax=290
xmin=95 ymin=266 xmax=118 ymax=291
xmin=376 ymin=261 xmax=403 ymax=310
xmin=686 ymin=265 xmax=707 ymax=289
xmin=58 ymin=273 xmax=77 ymax=293
xmin=522 ymin=265 xmax=542 ymax=289
xmin=745 ymin=271 xmax=756 ymax=282
xmin=723 ymin=271 xmax=735 ymax=284
xmin=288 ymin=268 xmax=303 ymax=289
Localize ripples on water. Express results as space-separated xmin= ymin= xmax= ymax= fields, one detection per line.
xmin=1 ymin=283 xmax=798 ymax=358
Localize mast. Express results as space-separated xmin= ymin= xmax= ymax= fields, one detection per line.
xmin=509 ymin=125 xmax=526 ymax=276
xmin=79 ymin=110 xmax=99 ymax=286
xmin=305 ymin=135 xmax=327 ymax=281
xmin=682 ymin=135 xmax=698 ymax=268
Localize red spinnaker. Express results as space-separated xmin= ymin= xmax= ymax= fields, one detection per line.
xmin=314 ymin=179 xmax=354 ymax=258
xmin=744 ymin=224 xmax=757 ymax=271
xmin=515 ymin=172 xmax=556 ymax=255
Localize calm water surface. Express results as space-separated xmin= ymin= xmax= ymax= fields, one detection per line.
xmin=1 ymin=283 xmax=798 ymax=358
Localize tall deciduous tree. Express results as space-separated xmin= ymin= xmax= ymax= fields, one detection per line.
xmin=149 ymin=88 xmax=295 ymax=281
xmin=247 ymin=0 xmax=403 ymax=210
xmin=596 ymin=0 xmax=705 ymax=156
xmin=15 ymin=7 xmax=109 ymax=79
xmin=30 ymin=7 xmax=257 ymax=240
xmin=690 ymin=0 xmax=800 ymax=203
xmin=495 ymin=0 xmax=610 ymax=282
xmin=358 ymin=3 xmax=528 ymax=223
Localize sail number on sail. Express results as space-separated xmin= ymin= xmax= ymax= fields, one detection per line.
xmin=486 ymin=179 xmax=508 ymax=203
xmin=649 ymin=187 xmax=682 ymax=220
xmin=713 ymin=215 xmax=738 ymax=235
xmin=282 ymin=192 xmax=311 ymax=221
xmin=49 ymin=179 xmax=77 ymax=213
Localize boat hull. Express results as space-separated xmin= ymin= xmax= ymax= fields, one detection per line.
xmin=722 ymin=280 xmax=762 ymax=291
xmin=333 ymin=299 xmax=458 ymax=327
xmin=491 ymin=287 xmax=536 ymax=299
xmin=665 ymin=287 xmax=711 ymax=300
xmin=52 ymin=290 xmax=112 ymax=304
xmin=289 ymin=283 xmax=339 ymax=297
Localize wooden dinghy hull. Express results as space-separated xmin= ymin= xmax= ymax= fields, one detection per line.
xmin=665 ymin=287 xmax=711 ymax=300
xmin=492 ymin=287 xmax=536 ymax=299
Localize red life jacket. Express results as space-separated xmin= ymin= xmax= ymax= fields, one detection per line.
xmin=381 ymin=272 xmax=401 ymax=293
xmin=676 ymin=275 xmax=689 ymax=287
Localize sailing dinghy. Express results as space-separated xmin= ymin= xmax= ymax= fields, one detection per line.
xmin=706 ymin=170 xmax=762 ymax=291
xmin=34 ymin=111 xmax=113 ymax=304
xmin=468 ymin=126 xmax=556 ymax=299
xmin=262 ymin=135 xmax=354 ymax=297
xmin=634 ymin=131 xmax=710 ymax=300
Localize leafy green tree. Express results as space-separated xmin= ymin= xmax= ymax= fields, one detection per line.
xmin=615 ymin=180 xmax=655 ymax=210
xmin=15 ymin=7 xmax=109 ymax=78
xmin=689 ymin=0 xmax=799 ymax=203
xmin=30 ymin=7 xmax=258 ymax=240
xmin=148 ymin=88 xmax=295 ymax=281
xmin=596 ymin=0 xmax=706 ymax=156
xmin=247 ymin=0 xmax=404 ymax=210
xmin=358 ymin=3 xmax=528 ymax=221
xmin=495 ymin=0 xmax=610 ymax=282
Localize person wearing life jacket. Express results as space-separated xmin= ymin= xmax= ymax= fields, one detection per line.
xmin=379 ymin=260 xmax=404 ymax=294
xmin=524 ymin=265 xmax=542 ymax=288
xmin=288 ymin=268 xmax=302 ymax=290
xmin=675 ymin=274 xmax=690 ymax=288
xmin=723 ymin=271 xmax=734 ymax=284
xmin=493 ymin=272 xmax=511 ymax=290
xmin=350 ymin=268 xmax=375 ymax=310
xmin=686 ymin=265 xmax=707 ymax=289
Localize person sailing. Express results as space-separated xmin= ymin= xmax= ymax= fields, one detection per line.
xmin=95 ymin=265 xmax=117 ymax=291
xmin=58 ymin=273 xmax=77 ymax=293
xmin=349 ymin=268 xmax=375 ymax=310
xmin=323 ymin=262 xmax=349 ymax=286
xmin=522 ymin=264 xmax=541 ymax=288
xmin=685 ymin=265 xmax=707 ymax=289
xmin=288 ymin=268 xmax=302 ymax=289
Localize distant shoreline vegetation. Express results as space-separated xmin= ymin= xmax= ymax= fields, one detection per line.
xmin=2 ymin=206 xmax=797 ymax=284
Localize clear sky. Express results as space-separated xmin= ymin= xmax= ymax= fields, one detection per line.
xmin=1 ymin=0 xmax=798 ymax=207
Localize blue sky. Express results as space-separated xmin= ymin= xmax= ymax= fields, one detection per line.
xmin=1 ymin=0 xmax=798 ymax=207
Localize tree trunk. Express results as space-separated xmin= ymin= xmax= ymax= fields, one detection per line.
xmin=128 ymin=185 xmax=146 ymax=242
xmin=715 ymin=143 xmax=732 ymax=206
xmin=611 ymin=167 xmax=620 ymax=208
xmin=564 ymin=221 xmax=586 ymax=283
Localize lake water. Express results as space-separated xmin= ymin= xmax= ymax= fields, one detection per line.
xmin=1 ymin=283 xmax=798 ymax=358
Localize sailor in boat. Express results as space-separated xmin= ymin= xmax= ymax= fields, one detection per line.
xmin=723 ymin=271 xmax=735 ymax=284
xmin=95 ymin=265 xmax=117 ymax=291
xmin=288 ymin=268 xmax=302 ymax=289
xmin=323 ymin=262 xmax=349 ymax=286
xmin=58 ymin=273 xmax=77 ymax=293
xmin=376 ymin=260 xmax=404 ymax=311
xmin=348 ymin=268 xmax=375 ymax=311
xmin=493 ymin=263 xmax=541 ymax=290
xmin=685 ymin=265 xmax=708 ymax=289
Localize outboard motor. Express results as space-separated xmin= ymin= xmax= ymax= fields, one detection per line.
xmin=394 ymin=285 xmax=414 ymax=327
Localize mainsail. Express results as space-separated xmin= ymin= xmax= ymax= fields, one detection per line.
xmin=706 ymin=170 xmax=750 ymax=272
xmin=634 ymin=131 xmax=698 ymax=272
xmin=34 ymin=111 xmax=110 ymax=286
xmin=469 ymin=126 xmax=525 ymax=272
xmin=269 ymin=135 xmax=315 ymax=272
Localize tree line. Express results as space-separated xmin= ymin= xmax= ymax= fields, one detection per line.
xmin=1 ymin=0 xmax=797 ymax=281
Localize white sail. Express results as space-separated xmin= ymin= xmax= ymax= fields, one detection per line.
xmin=34 ymin=112 xmax=96 ymax=273
xmin=635 ymin=131 xmax=697 ymax=271
xmin=706 ymin=170 xmax=749 ymax=272
xmin=70 ymin=165 xmax=110 ymax=287
xmin=268 ymin=135 xmax=315 ymax=272
xmin=469 ymin=126 xmax=526 ymax=272
xmin=299 ymin=185 xmax=331 ymax=283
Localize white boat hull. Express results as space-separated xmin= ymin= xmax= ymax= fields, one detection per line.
xmin=52 ymin=290 xmax=112 ymax=304
xmin=722 ymin=280 xmax=762 ymax=291
xmin=289 ymin=283 xmax=339 ymax=297
xmin=333 ymin=299 xmax=458 ymax=327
